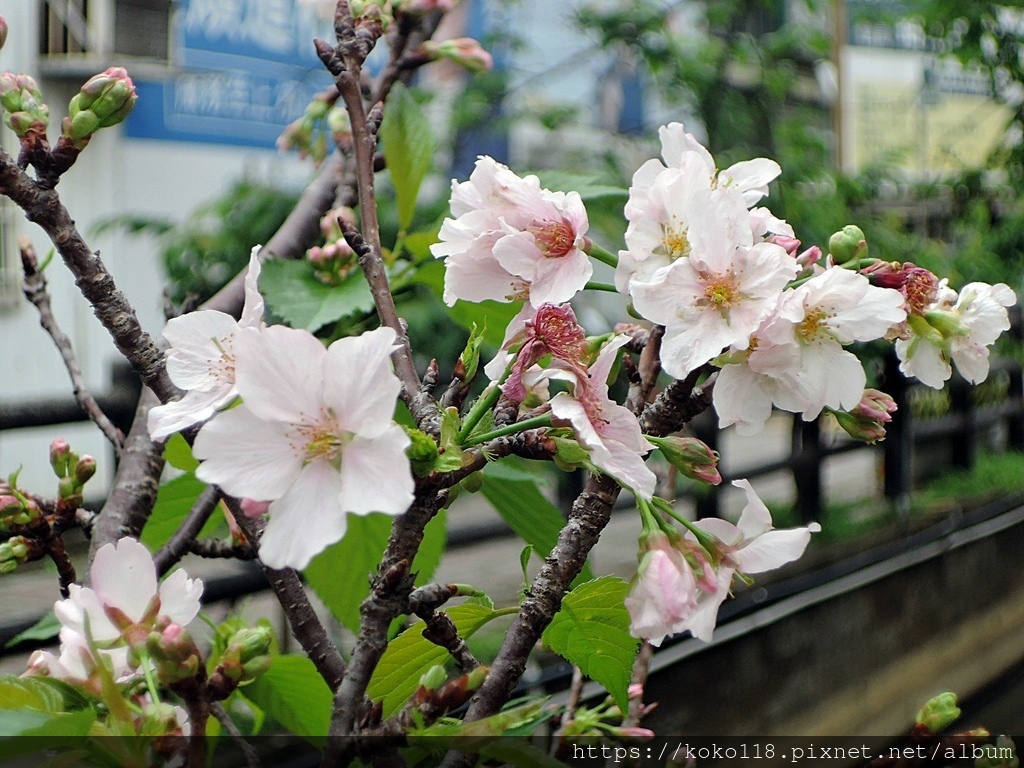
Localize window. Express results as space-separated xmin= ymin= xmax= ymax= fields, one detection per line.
xmin=40 ymin=0 xmax=172 ymax=62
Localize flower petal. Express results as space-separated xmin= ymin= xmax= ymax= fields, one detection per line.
xmin=91 ymin=538 xmax=158 ymax=624
xmin=338 ymin=427 xmax=414 ymax=517
xmin=234 ymin=326 xmax=326 ymax=423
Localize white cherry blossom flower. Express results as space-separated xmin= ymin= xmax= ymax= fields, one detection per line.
xmin=431 ymin=156 xmax=592 ymax=308
xmin=631 ymin=239 xmax=798 ymax=380
xmin=148 ymin=247 xmax=265 ymax=440
xmin=53 ymin=537 xmax=202 ymax=651
xmin=193 ymin=325 xmax=414 ymax=570
xmin=896 ymin=282 xmax=1016 ymax=388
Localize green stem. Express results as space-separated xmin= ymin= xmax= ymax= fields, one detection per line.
xmin=584 ymin=280 xmax=619 ymax=294
xmin=462 ymin=414 xmax=553 ymax=447
xmin=787 ymin=257 xmax=879 ymax=289
xmin=137 ymin=649 xmax=162 ymax=705
xmin=651 ymin=497 xmax=720 ymax=553
xmin=457 ymin=384 xmax=503 ymax=443
xmin=585 ymin=241 xmax=620 ymax=268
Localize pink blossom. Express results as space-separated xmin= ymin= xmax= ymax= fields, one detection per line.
xmin=625 ymin=532 xmax=699 ymax=647
xmin=432 ymin=156 xmax=592 ymax=308
xmin=193 ymin=326 xmax=414 ymax=570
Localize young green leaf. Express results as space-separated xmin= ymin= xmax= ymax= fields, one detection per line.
xmin=5 ymin=611 xmax=60 ymax=649
xmin=163 ymin=433 xmax=199 ymax=472
xmin=243 ymin=656 xmax=333 ymax=747
xmin=140 ymin=474 xmax=226 ymax=550
xmin=305 ymin=510 xmax=447 ymax=633
xmin=481 ymin=462 xmax=594 ymax=583
xmin=259 ymin=259 xmax=373 ymax=333
xmin=541 ymin=576 xmax=639 ymax=711
xmin=380 ymin=83 xmax=437 ymax=232
xmin=368 ymin=604 xmax=506 ymax=717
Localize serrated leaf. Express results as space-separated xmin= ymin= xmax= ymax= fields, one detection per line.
xmin=163 ymin=434 xmax=199 ymax=472
xmin=481 ymin=462 xmax=593 ymax=583
xmin=368 ymin=604 xmax=504 ymax=718
xmin=5 ymin=611 xmax=60 ymax=649
xmin=380 ymin=83 xmax=436 ymax=231
xmin=259 ymin=260 xmax=374 ymax=332
xmin=458 ymin=322 xmax=486 ymax=383
xmin=305 ymin=511 xmax=447 ymax=634
xmin=141 ymin=474 xmax=225 ymax=550
xmin=435 ymin=407 xmax=464 ymax=473
xmin=542 ymin=576 xmax=638 ymax=711
xmin=243 ymin=656 xmax=332 ymax=746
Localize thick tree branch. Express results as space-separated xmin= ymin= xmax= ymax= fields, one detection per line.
xmin=20 ymin=239 xmax=125 ymax=452
xmin=0 ymin=149 xmax=177 ymax=402
xmin=639 ymin=370 xmax=717 ymax=436
xmin=88 ymin=388 xmax=163 ymax=560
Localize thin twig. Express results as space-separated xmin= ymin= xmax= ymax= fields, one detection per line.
xmin=622 ymin=642 xmax=654 ymax=728
xmin=211 ymin=702 xmax=261 ymax=768
xmin=0 ymin=148 xmax=177 ymax=402
xmin=187 ymin=538 xmax=257 ymax=560
xmin=19 ymin=239 xmax=125 ymax=452
xmin=154 ymin=486 xmax=222 ymax=576
xmin=230 ymin=507 xmax=347 ymax=691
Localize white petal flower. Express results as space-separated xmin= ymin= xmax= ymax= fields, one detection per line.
xmin=432 ymin=156 xmax=592 ymax=308
xmin=148 ymin=247 xmax=265 ymax=439
xmin=194 ymin=325 xmax=414 ymax=570
xmin=625 ymin=534 xmax=699 ymax=647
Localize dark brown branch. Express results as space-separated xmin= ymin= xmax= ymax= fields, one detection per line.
xmin=88 ymin=388 xmax=164 ymax=560
xmin=45 ymin=536 xmax=76 ymax=598
xmin=153 ymin=486 xmax=222 ymax=576
xmin=187 ymin=538 xmax=256 ymax=561
xmin=622 ymin=641 xmax=654 ymax=728
xmin=20 ymin=239 xmax=125 ymax=452
xmin=230 ymin=508 xmax=346 ymax=691
xmin=639 ymin=370 xmax=717 ymax=436
xmin=409 ymin=584 xmax=480 ymax=673
xmin=211 ymin=702 xmax=261 ymax=768
xmin=0 ymin=148 xmax=177 ymax=402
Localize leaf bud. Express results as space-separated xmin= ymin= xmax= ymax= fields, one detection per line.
xmin=418 ymin=664 xmax=447 ymax=692
xmin=916 ymin=692 xmax=960 ymax=734
xmin=828 ymin=224 xmax=868 ymax=265
xmin=404 ymin=427 xmax=439 ymax=477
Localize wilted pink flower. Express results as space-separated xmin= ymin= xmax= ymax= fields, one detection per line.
xmin=502 ymin=304 xmax=587 ymax=402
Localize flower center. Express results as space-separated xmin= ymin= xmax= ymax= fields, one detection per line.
xmin=702 ymin=274 xmax=740 ymax=309
xmin=660 ymin=220 xmax=691 ymax=261
xmin=796 ymin=307 xmax=830 ymax=343
xmin=532 ymin=219 xmax=576 ymax=258
xmin=294 ymin=418 xmax=351 ymax=466
xmin=210 ymin=335 xmax=237 ymax=384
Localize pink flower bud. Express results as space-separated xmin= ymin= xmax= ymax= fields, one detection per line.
xmin=74 ymin=455 xmax=97 ymax=485
xmin=49 ymin=438 xmax=72 ymax=477
xmin=399 ymin=0 xmax=456 ymax=12
xmin=628 ymin=683 xmax=644 ymax=699
xmin=647 ymin=435 xmax=721 ymax=485
xmin=771 ymin=235 xmax=801 ymax=257
xmin=832 ymin=389 xmax=897 ymax=444
xmin=240 ymin=498 xmax=270 ymax=518
xmin=422 ymin=38 xmax=493 ymax=73
xmin=796 ymin=245 xmax=822 ymax=269
xmin=625 ymin=532 xmax=699 ymax=646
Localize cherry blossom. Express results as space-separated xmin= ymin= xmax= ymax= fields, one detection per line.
xmin=148 ymin=246 xmax=264 ymax=440
xmin=528 ymin=336 xmax=656 ymax=499
xmin=431 ymin=156 xmax=592 ymax=308
xmin=193 ymin=325 xmax=414 ymax=570
xmin=630 ymin=237 xmax=798 ymax=380
xmin=53 ymin=537 xmax=202 ymax=651
xmin=896 ymin=281 xmax=1016 ymax=388
xmin=625 ymin=531 xmax=699 ymax=646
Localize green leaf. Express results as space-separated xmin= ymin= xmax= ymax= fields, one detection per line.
xmin=531 ymin=170 xmax=628 ymax=204
xmin=380 ymin=83 xmax=436 ymax=232
xmin=5 ymin=611 xmax=60 ymax=649
xmin=244 ymin=655 xmax=332 ymax=746
xmin=368 ymin=604 xmax=504 ymax=718
xmin=305 ymin=511 xmax=447 ymax=634
xmin=163 ymin=433 xmax=199 ymax=472
xmin=435 ymin=407 xmax=465 ymax=473
xmin=480 ymin=462 xmax=593 ymax=583
xmin=458 ymin=322 xmax=486 ymax=383
xmin=141 ymin=474 xmax=225 ymax=550
xmin=541 ymin=576 xmax=638 ymax=711
xmin=411 ymin=260 xmax=521 ymax=348
xmin=0 ymin=709 xmax=95 ymax=739
xmin=259 ymin=259 xmax=374 ymax=333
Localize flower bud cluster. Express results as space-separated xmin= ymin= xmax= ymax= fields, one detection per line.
xmin=830 ymin=389 xmax=897 ymax=444
xmin=210 ymin=626 xmax=274 ymax=691
xmin=0 ymin=73 xmax=49 ymax=137
xmin=145 ymin=621 xmax=202 ymax=685
xmin=307 ymin=209 xmax=359 ymax=285
xmin=62 ymin=67 xmax=137 ymax=149
xmin=0 ymin=479 xmax=42 ymax=532
xmin=49 ymin=438 xmax=97 ymax=504
xmin=277 ymin=94 xmax=350 ymax=165
xmin=0 ymin=536 xmax=30 ymax=574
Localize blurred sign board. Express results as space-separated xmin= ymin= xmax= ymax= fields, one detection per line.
xmin=843 ymin=0 xmax=1012 ymax=175
xmin=124 ymin=0 xmax=332 ymax=147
